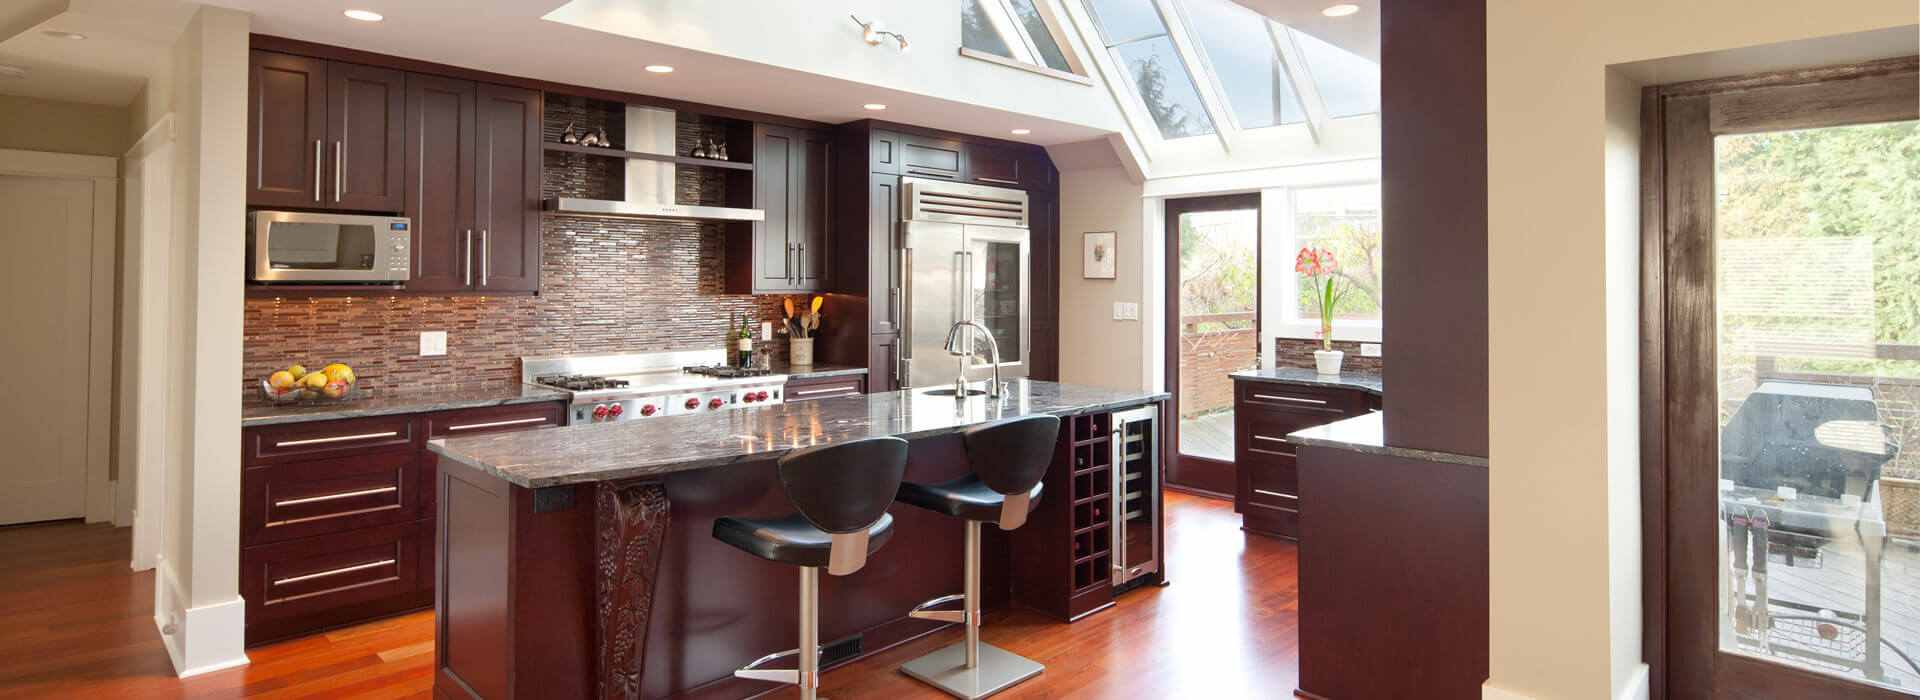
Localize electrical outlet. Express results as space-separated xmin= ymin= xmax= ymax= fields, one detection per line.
xmin=420 ymin=331 xmax=448 ymax=356
xmin=1118 ymin=302 xmax=1139 ymax=320
xmin=1361 ymin=343 xmax=1382 ymax=357
xmin=761 ymin=321 xmax=773 ymax=342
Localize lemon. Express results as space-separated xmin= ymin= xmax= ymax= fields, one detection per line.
xmin=303 ymin=372 xmax=330 ymax=390
xmin=287 ymin=364 xmax=309 ymax=380
xmin=268 ymin=371 xmax=296 ymax=391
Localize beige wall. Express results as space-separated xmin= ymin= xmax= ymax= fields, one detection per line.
xmin=0 ymin=95 xmax=130 ymax=157
xmin=1058 ymin=165 xmax=1150 ymax=391
xmin=1484 ymin=2 xmax=1917 ymax=699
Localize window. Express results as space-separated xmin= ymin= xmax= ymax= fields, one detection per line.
xmin=1287 ymin=183 xmax=1382 ymax=337
xmin=1084 ymin=0 xmax=1216 ymax=139
xmin=1287 ymin=28 xmax=1380 ymax=118
xmin=961 ymin=0 xmax=1084 ymax=79
xmin=1179 ymin=0 xmax=1303 ymax=130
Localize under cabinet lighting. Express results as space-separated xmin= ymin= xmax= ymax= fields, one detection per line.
xmin=1322 ymin=4 xmax=1360 ymax=17
xmin=343 ymin=9 xmax=384 ymax=22
xmin=644 ymin=65 xmax=674 ymax=74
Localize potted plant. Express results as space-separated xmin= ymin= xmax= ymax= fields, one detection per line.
xmin=1296 ymin=245 xmax=1347 ymax=375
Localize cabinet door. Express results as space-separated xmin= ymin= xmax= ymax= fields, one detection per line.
xmin=247 ymin=51 xmax=327 ymax=209
xmin=964 ymin=142 xmax=1023 ymax=187
xmin=753 ymin=124 xmax=799 ymax=291
xmin=474 ymin=84 xmax=542 ymax=293
xmin=899 ymin=133 xmax=964 ymax=181
xmin=404 ymin=74 xmax=477 ymax=293
xmin=868 ymin=173 xmax=902 ymax=335
xmin=867 ymin=334 xmax=900 ymax=393
xmin=326 ymin=62 xmax=406 ymax=212
xmin=870 ymin=130 xmax=901 ymax=174
xmin=794 ymin=129 xmax=830 ymax=289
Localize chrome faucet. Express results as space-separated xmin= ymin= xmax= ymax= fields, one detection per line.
xmin=943 ymin=320 xmax=1004 ymax=399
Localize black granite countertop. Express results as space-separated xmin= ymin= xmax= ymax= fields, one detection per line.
xmin=242 ymin=382 xmax=570 ymax=427
xmin=1230 ymin=367 xmax=1383 ymax=396
xmin=430 ymin=380 xmax=1169 ymax=488
xmin=774 ymin=361 xmax=869 ymax=381
xmin=1285 ymin=412 xmax=1489 ymax=468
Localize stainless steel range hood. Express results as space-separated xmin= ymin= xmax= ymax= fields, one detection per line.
xmin=542 ymin=105 xmax=764 ymax=223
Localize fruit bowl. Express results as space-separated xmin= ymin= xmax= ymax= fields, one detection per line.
xmin=262 ymin=364 xmax=358 ymax=402
xmin=260 ymin=377 xmax=355 ymax=402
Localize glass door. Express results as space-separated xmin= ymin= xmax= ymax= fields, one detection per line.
xmin=1164 ymin=194 xmax=1262 ymax=496
xmin=1655 ymin=58 xmax=1919 ymax=698
xmin=964 ymin=224 xmax=1030 ymax=378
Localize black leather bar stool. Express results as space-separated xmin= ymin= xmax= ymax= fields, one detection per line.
xmin=895 ymin=414 xmax=1059 ymax=699
xmin=713 ymin=435 xmax=910 ymax=700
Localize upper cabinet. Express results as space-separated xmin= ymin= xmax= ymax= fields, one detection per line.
xmin=247 ymin=51 xmax=405 ymax=212
xmin=400 ymin=74 xmax=541 ymax=294
xmin=473 ymin=84 xmax=543 ymax=294
xmin=963 ymin=142 xmax=1053 ymax=190
xmin=896 ymin=133 xmax=964 ymax=181
xmin=728 ymin=124 xmax=829 ymax=294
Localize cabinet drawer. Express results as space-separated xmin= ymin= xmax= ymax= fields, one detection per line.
xmin=1236 ymin=382 xmax=1361 ymax=416
xmin=241 ymin=520 xmax=430 ymax=627
xmin=243 ymin=451 xmax=422 ymax=545
xmin=786 ymin=376 xmax=867 ymax=402
xmin=1239 ymin=411 xmax=1314 ymax=459
xmin=424 ymin=401 xmax=564 ymax=438
xmin=1244 ymin=460 xmax=1298 ymax=506
xmin=1242 ymin=501 xmax=1300 ymax=539
xmin=244 ymin=414 xmax=418 ymax=465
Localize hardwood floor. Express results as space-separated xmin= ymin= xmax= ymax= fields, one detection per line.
xmin=0 ymin=492 xmax=1297 ymax=699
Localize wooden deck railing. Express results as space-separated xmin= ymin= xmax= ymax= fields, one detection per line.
xmin=1181 ymin=310 xmax=1255 ymax=334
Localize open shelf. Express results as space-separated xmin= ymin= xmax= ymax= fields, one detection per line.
xmin=542 ymin=142 xmax=755 ymax=171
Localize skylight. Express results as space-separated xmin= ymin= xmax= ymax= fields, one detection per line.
xmin=962 ymin=0 xmax=1084 ymax=78
xmin=1180 ymin=0 xmax=1303 ymax=129
xmin=1288 ymin=27 xmax=1380 ymax=118
xmin=1084 ymin=0 xmax=1216 ymax=140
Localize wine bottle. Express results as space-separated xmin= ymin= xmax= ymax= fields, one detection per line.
xmin=736 ymin=317 xmax=753 ymax=367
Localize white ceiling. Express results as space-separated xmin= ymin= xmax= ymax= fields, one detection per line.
xmin=0 ymin=0 xmax=194 ymax=106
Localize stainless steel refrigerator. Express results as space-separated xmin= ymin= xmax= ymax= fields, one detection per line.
xmin=899 ymin=178 xmax=1032 ymax=389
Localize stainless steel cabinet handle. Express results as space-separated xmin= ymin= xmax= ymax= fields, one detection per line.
xmin=1253 ymin=489 xmax=1298 ymax=501
xmin=1110 ymin=429 xmax=1125 ymax=575
xmin=798 ymin=242 xmax=806 ymax=281
xmin=273 ymin=558 xmax=397 ymax=587
xmin=1253 ymin=393 xmax=1328 ymax=406
xmin=975 ymin=176 xmax=1019 ymax=185
xmin=1252 ymin=435 xmax=1289 ymax=444
xmin=481 ymin=229 xmax=490 ymax=286
xmin=334 ymin=141 xmax=344 ymax=202
xmin=465 ymin=230 xmax=473 ymax=286
xmin=447 ymin=416 xmax=549 ymax=431
xmin=274 ymin=430 xmax=401 ymax=448
xmin=793 ymin=387 xmax=856 ymax=397
xmin=274 ymin=486 xmax=398 ymax=508
xmin=313 ymin=140 xmax=323 ymax=202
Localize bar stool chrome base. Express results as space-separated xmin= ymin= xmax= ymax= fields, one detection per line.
xmin=900 ymin=642 xmax=1044 ymax=699
xmin=899 ymin=521 xmax=1044 ymax=699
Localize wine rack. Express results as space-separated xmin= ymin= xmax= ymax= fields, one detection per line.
xmin=1068 ymin=413 xmax=1113 ymax=593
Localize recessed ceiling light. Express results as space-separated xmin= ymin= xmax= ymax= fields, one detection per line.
xmin=0 ymin=65 xmax=27 ymax=79
xmin=343 ymin=9 xmax=384 ymax=22
xmin=1010 ymin=129 xmax=1031 ymax=135
xmin=1322 ymin=4 xmax=1360 ymax=17
xmin=41 ymin=30 xmax=86 ymax=40
xmin=863 ymin=103 xmax=887 ymax=111
xmin=644 ymin=65 xmax=674 ymax=74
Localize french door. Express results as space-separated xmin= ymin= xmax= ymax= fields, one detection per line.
xmin=1648 ymin=56 xmax=1920 ymax=698
xmin=1164 ymin=193 xmax=1262 ymax=497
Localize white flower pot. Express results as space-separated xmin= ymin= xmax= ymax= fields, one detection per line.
xmin=789 ymin=337 xmax=814 ymax=367
xmin=1314 ymin=350 xmax=1344 ymax=376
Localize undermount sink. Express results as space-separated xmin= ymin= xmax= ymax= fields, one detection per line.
xmin=922 ymin=387 xmax=989 ymax=397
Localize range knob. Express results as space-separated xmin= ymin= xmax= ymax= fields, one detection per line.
xmin=708 ymin=398 xmax=725 ymax=410
xmin=741 ymin=393 xmax=755 ymax=403
xmin=639 ymin=404 xmax=657 ymax=416
xmin=755 ymin=391 xmax=770 ymax=401
xmin=607 ymin=404 xmax=624 ymax=418
xmin=592 ymin=404 xmax=610 ymax=421
xmin=685 ymin=398 xmax=700 ymax=410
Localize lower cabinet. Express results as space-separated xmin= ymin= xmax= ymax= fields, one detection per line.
xmin=239 ymin=400 xmax=563 ymax=645
xmin=1233 ymin=380 xmax=1376 ymax=540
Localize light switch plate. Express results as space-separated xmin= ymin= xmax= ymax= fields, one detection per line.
xmin=420 ymin=331 xmax=448 ymax=356
xmin=1361 ymin=343 xmax=1382 ymax=357
xmin=761 ymin=321 xmax=773 ymax=341
xmin=1113 ymin=302 xmax=1127 ymax=321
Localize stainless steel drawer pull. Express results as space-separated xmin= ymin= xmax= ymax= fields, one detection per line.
xmin=448 ymin=416 xmax=549 ymax=431
xmin=1252 ymin=435 xmax=1289 ymax=444
xmin=1253 ymin=393 xmax=1328 ymax=406
xmin=1250 ymin=448 xmax=1295 ymax=458
xmin=1253 ymin=489 xmax=1299 ymax=501
xmin=273 ymin=558 xmax=397 ymax=587
xmin=274 ymin=486 xmax=398 ymax=507
xmin=794 ymin=387 xmax=857 ymax=396
xmin=274 ymin=430 xmax=401 ymax=448
xmin=975 ymin=176 xmax=1019 ymax=185
xmin=313 ymin=140 xmax=323 ymax=201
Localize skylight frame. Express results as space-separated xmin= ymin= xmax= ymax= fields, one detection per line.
xmin=960 ymin=0 xmax=1094 ymax=83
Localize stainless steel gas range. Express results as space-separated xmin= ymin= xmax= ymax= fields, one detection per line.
xmin=522 ymin=349 xmax=787 ymax=425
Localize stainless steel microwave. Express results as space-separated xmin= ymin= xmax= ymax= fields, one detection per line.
xmin=248 ymin=211 xmax=412 ymax=283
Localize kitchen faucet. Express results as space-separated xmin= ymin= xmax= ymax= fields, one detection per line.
xmin=943 ymin=320 xmax=1005 ymax=399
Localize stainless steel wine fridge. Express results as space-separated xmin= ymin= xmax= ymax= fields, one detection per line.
xmin=1110 ymin=405 xmax=1161 ymax=588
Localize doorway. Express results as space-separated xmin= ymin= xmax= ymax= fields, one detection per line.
xmin=1164 ymin=193 xmax=1262 ymax=497
xmin=1646 ymin=56 xmax=1920 ymax=698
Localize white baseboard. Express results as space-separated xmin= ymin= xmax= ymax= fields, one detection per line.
xmin=153 ymin=558 xmax=250 ymax=677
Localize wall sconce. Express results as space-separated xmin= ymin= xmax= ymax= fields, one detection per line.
xmin=851 ymin=14 xmax=910 ymax=53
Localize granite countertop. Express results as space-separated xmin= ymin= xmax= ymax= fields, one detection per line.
xmin=1230 ymin=367 xmax=1383 ymax=396
xmin=430 ymin=380 xmax=1169 ymax=488
xmin=773 ymin=361 xmax=869 ymax=381
xmin=1285 ymin=412 xmax=1489 ymax=468
xmin=242 ymin=382 xmax=570 ymax=427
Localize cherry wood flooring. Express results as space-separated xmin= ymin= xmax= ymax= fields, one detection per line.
xmin=0 ymin=492 xmax=1298 ymax=699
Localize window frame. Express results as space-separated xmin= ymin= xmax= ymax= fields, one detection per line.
xmin=959 ymin=0 xmax=1095 ymax=85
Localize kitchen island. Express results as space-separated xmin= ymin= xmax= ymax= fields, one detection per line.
xmin=426 ymin=380 xmax=1168 ymax=700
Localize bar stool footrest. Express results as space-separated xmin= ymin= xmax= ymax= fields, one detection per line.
xmin=909 ymin=593 xmax=969 ymax=624
xmin=734 ymin=647 xmax=818 ymax=688
xmin=900 ymin=642 xmax=1044 ymax=700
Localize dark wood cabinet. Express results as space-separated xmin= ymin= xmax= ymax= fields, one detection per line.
xmin=1231 ymin=379 xmax=1375 ymax=539
xmin=963 ymin=141 xmax=1043 ymax=188
xmin=474 ymin=84 xmax=543 ymax=293
xmin=898 ymin=132 xmax=964 ymax=181
xmin=239 ymin=400 xmax=562 ymax=645
xmin=866 ymin=334 xmax=900 ymax=392
xmin=867 ymin=173 xmax=902 ymax=335
xmin=730 ymin=124 xmax=828 ymax=293
xmin=247 ymin=51 xmax=405 ymax=213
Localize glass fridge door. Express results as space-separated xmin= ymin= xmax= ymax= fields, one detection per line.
xmin=963 ymin=225 xmax=1030 ymax=377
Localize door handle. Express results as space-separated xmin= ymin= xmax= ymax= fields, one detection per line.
xmin=464 ymin=230 xmax=473 ymax=287
xmin=313 ymin=140 xmax=323 ymax=202
xmin=334 ymin=141 xmax=344 ymax=202
xmin=481 ymin=229 xmax=490 ymax=287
